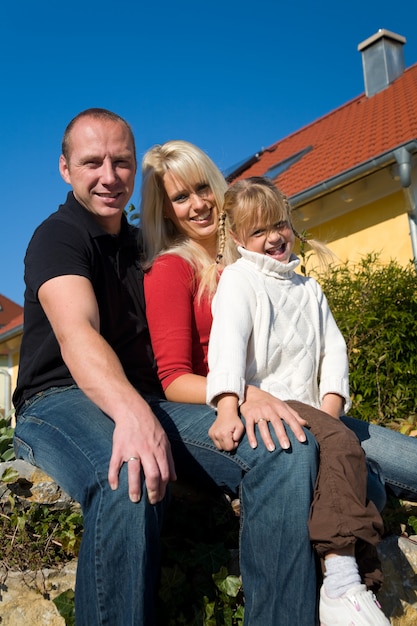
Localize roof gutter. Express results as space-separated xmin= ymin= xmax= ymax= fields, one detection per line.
xmin=0 ymin=323 xmax=23 ymax=344
xmin=290 ymin=139 xmax=417 ymax=269
xmin=289 ymin=140 xmax=417 ymax=208
xmin=405 ymin=179 xmax=417 ymax=266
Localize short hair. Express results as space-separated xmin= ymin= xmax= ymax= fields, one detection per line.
xmin=61 ymin=107 xmax=136 ymax=163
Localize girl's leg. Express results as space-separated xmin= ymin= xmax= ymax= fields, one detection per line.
xmin=288 ymin=402 xmax=384 ymax=591
xmin=288 ymin=403 xmax=384 ymax=556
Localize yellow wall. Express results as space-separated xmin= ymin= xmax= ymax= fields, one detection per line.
xmin=301 ymin=191 xmax=414 ymax=267
xmin=0 ymin=332 xmax=22 ymax=419
xmin=11 ymin=348 xmax=20 ymax=393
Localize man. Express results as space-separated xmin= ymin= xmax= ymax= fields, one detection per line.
xmin=13 ymin=109 xmax=319 ymax=625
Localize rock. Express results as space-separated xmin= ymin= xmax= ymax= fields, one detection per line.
xmin=0 ymin=460 xmax=76 ymax=510
xmin=0 ymin=461 xmax=78 ymax=624
xmin=377 ymin=535 xmax=417 ymax=624
xmin=0 ymin=560 xmax=77 ymax=625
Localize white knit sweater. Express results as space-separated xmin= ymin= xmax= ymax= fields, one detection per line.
xmin=206 ymin=248 xmax=351 ymax=412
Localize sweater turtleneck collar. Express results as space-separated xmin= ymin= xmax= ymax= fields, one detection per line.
xmin=237 ymin=246 xmax=300 ymax=279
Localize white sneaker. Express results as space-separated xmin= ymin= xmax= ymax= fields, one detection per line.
xmin=319 ymin=583 xmax=390 ymax=625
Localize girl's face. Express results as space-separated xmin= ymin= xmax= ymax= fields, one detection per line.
xmin=235 ymin=220 xmax=295 ymax=264
xmin=163 ymin=170 xmax=219 ymax=250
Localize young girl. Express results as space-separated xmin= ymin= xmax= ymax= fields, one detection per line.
xmin=206 ymin=176 xmax=390 ymax=626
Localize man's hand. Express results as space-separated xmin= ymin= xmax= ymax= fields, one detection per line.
xmin=108 ymin=404 xmax=176 ymax=504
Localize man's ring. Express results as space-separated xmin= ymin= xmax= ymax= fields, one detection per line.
xmin=126 ymin=456 xmax=139 ymax=462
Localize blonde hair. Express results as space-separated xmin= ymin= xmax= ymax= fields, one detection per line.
xmin=140 ymin=140 xmax=238 ymax=299
xmin=218 ymin=177 xmax=333 ymax=268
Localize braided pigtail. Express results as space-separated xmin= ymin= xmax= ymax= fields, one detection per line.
xmin=196 ymin=211 xmax=229 ymax=302
xmin=216 ymin=211 xmax=227 ymax=264
xmin=293 ymin=227 xmax=336 ymax=269
xmin=292 ymin=228 xmax=308 ymax=245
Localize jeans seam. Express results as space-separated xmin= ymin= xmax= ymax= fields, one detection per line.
xmin=385 ymin=477 xmax=417 ymax=495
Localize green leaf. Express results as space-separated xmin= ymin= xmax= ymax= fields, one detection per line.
xmin=213 ymin=568 xmax=242 ymax=598
xmin=407 ymin=515 xmax=417 ymax=535
xmin=192 ymin=542 xmax=230 ymax=574
xmin=53 ymin=589 xmax=75 ymax=626
xmin=1 ymin=467 xmax=20 ymax=483
xmin=159 ymin=564 xmax=187 ymax=603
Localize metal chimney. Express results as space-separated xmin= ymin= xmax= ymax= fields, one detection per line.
xmin=358 ymin=29 xmax=406 ymax=97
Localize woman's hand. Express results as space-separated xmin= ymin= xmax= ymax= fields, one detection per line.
xmin=241 ymin=386 xmax=308 ymax=451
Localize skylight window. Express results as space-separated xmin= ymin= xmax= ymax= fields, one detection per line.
xmin=264 ymin=146 xmax=312 ymax=180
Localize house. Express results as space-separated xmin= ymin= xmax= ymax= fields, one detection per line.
xmin=227 ymin=29 xmax=417 ymax=269
xmin=0 ymin=293 xmax=23 ymax=329
xmin=0 ymin=294 xmax=23 ymax=419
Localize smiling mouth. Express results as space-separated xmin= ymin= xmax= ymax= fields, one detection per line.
xmin=191 ymin=210 xmax=211 ymax=222
xmin=266 ymin=242 xmax=286 ymax=255
xmin=97 ymin=192 xmax=121 ymax=199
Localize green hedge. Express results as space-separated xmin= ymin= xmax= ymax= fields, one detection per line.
xmin=315 ymin=253 xmax=417 ymax=427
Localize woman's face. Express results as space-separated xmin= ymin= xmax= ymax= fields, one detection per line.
xmin=163 ymin=170 xmax=219 ymax=248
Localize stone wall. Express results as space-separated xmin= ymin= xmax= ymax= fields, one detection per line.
xmin=1 ymin=460 xmax=417 ymax=625
xmin=378 ymin=536 xmax=417 ymax=624
xmin=0 ymin=561 xmax=77 ymax=626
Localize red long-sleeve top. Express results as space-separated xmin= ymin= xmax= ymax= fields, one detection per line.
xmin=144 ymin=254 xmax=212 ymax=391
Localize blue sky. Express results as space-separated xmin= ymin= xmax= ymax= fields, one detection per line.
xmin=2 ymin=0 xmax=417 ymax=305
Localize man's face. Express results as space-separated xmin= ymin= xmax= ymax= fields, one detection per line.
xmin=59 ymin=116 xmax=137 ymax=234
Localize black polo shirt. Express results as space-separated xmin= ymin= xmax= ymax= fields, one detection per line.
xmin=13 ymin=192 xmax=162 ymax=412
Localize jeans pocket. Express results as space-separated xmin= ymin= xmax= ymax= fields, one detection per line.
xmin=13 ymin=434 xmax=36 ymax=465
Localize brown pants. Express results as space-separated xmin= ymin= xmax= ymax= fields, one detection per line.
xmin=287 ymin=401 xmax=384 ymax=590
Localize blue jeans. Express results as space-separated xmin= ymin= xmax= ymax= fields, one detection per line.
xmin=342 ymin=414 xmax=417 ymax=507
xmin=14 ymin=387 xmax=319 ymax=626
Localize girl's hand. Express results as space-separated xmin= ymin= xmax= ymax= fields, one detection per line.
xmin=241 ymin=387 xmax=308 ymax=451
xmin=209 ymin=413 xmax=245 ymax=451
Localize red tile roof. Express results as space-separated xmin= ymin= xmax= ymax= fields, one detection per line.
xmin=0 ymin=312 xmax=23 ymax=339
xmin=231 ymin=62 xmax=417 ymax=197
xmin=0 ymin=294 xmax=23 ymax=329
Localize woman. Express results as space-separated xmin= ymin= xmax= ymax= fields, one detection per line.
xmin=141 ymin=140 xmax=320 ymax=626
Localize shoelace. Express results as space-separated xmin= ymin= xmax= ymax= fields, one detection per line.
xmin=372 ymin=593 xmax=383 ymax=609
xmin=349 ymin=590 xmax=383 ymax=612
